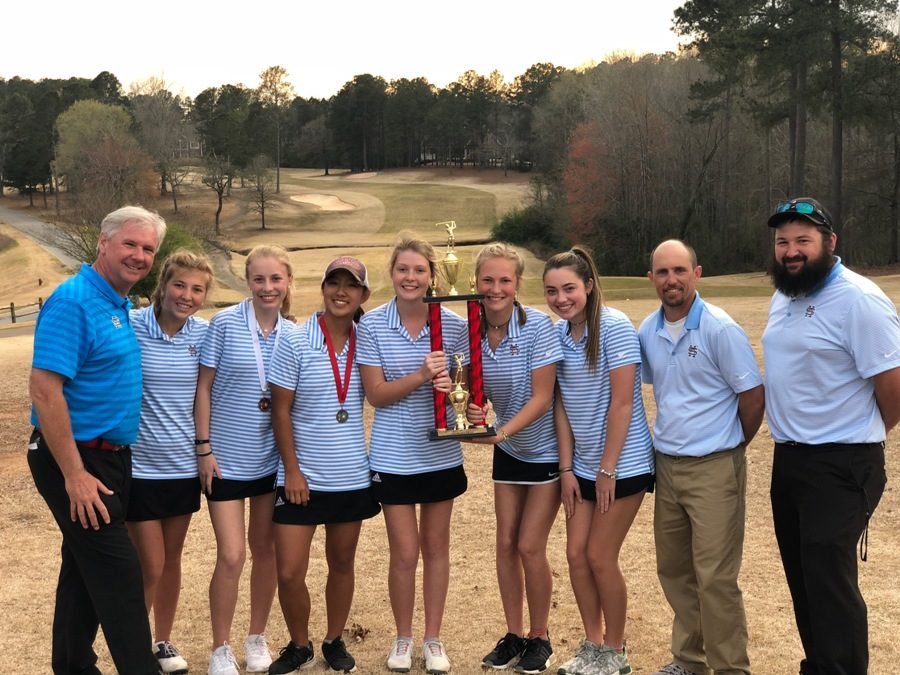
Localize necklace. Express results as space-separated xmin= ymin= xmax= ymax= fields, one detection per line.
xmin=488 ymin=319 xmax=510 ymax=331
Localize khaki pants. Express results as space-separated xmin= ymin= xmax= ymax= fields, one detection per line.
xmin=654 ymin=447 xmax=750 ymax=675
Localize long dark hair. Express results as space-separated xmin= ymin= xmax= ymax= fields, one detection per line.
xmin=543 ymin=245 xmax=603 ymax=371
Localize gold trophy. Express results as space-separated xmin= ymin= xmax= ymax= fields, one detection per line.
xmin=448 ymin=353 xmax=471 ymax=432
xmin=436 ymin=220 xmax=461 ymax=295
xmin=425 ymin=221 xmax=495 ymax=440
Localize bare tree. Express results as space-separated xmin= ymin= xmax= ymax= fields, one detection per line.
xmin=201 ymin=153 xmax=233 ymax=236
xmin=248 ymin=154 xmax=277 ymax=230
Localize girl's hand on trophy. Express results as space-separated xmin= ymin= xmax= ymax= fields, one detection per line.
xmin=432 ymin=370 xmax=452 ymax=393
xmin=466 ymin=401 xmax=488 ymax=425
xmin=419 ymin=350 xmax=447 ymax=384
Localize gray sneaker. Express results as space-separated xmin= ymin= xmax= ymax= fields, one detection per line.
xmin=557 ymin=640 xmax=600 ymax=674
xmin=651 ymin=663 xmax=699 ymax=675
xmin=580 ymin=645 xmax=631 ymax=675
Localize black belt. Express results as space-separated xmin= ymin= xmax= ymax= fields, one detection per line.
xmin=776 ymin=441 xmax=884 ymax=451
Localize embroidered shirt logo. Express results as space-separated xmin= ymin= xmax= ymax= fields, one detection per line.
xmin=111 ymin=315 xmax=121 ymax=329
xmin=510 ymin=343 xmax=520 ymax=356
xmin=805 ymin=305 xmax=816 ymax=318
xmin=688 ymin=345 xmax=699 ymax=358
xmin=188 ymin=344 xmax=199 ymax=356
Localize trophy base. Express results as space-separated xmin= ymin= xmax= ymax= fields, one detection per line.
xmin=429 ymin=425 xmax=496 ymax=441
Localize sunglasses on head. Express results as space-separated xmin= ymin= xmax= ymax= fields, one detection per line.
xmin=775 ymin=200 xmax=818 ymax=216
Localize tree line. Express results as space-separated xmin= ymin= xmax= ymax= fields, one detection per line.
xmin=1 ymin=0 xmax=899 ymax=274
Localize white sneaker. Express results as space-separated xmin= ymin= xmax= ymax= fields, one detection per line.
xmin=423 ymin=638 xmax=451 ymax=674
xmin=387 ymin=636 xmax=414 ymax=672
xmin=244 ymin=633 xmax=272 ymax=673
xmin=208 ymin=642 xmax=239 ymax=675
xmin=154 ymin=640 xmax=188 ymax=674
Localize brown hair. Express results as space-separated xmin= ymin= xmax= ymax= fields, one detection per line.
xmin=245 ymin=244 xmax=294 ymax=318
xmin=150 ymin=249 xmax=215 ymax=318
xmin=389 ymin=233 xmax=439 ymax=296
xmin=543 ymin=245 xmax=603 ymax=371
xmin=474 ymin=242 xmax=527 ymax=330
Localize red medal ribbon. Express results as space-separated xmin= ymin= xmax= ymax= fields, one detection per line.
xmin=318 ymin=314 xmax=355 ymax=412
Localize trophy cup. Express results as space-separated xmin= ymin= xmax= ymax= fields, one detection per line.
xmin=425 ymin=221 xmax=495 ymax=440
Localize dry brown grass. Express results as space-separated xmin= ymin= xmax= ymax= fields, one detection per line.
xmin=1 ymin=288 xmax=898 ymax=674
xmin=1 ymin=174 xmax=898 ymax=673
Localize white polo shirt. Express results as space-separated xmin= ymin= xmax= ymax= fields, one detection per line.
xmin=268 ymin=314 xmax=370 ymax=491
xmin=357 ymin=298 xmax=469 ymax=475
xmin=481 ymin=305 xmax=562 ymax=464
xmin=200 ymin=300 xmax=295 ymax=480
xmin=639 ymin=293 xmax=762 ymax=457
xmin=763 ymin=259 xmax=900 ymax=444
xmin=130 ymin=306 xmax=209 ymax=479
xmin=555 ymin=306 xmax=654 ymax=480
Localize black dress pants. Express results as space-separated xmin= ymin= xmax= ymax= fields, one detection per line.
xmin=28 ymin=434 xmax=157 ymax=675
xmin=770 ymin=442 xmax=886 ymax=675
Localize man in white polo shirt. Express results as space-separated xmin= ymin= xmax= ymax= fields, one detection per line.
xmin=763 ymin=197 xmax=900 ymax=675
xmin=639 ymin=239 xmax=764 ymax=675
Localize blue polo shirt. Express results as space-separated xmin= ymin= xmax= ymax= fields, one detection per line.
xmin=555 ymin=306 xmax=654 ymax=480
xmin=763 ymin=259 xmax=900 ymax=444
xmin=31 ymin=263 xmax=142 ymax=445
xmin=638 ymin=293 xmax=762 ymax=457
xmin=268 ymin=314 xmax=370 ymax=491
xmin=130 ymin=306 xmax=209 ymax=479
xmin=357 ymin=298 xmax=469 ymax=475
xmin=481 ymin=305 xmax=562 ymax=463
xmin=200 ymin=300 xmax=295 ymax=480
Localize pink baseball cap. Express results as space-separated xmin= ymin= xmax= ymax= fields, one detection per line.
xmin=322 ymin=256 xmax=369 ymax=288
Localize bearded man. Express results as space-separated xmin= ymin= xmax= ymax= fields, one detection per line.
xmin=762 ymin=197 xmax=900 ymax=675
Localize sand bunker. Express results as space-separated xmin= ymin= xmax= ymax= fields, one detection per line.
xmin=345 ymin=172 xmax=378 ymax=180
xmin=290 ymin=194 xmax=355 ymax=211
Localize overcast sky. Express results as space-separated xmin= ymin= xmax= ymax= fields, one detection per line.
xmin=1 ymin=0 xmax=687 ymax=99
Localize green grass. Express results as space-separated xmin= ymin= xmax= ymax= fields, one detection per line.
xmin=293 ymin=178 xmax=497 ymax=239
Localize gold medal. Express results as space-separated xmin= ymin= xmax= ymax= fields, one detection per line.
xmin=258 ymin=397 xmax=271 ymax=412
xmin=336 ymin=409 xmax=349 ymax=423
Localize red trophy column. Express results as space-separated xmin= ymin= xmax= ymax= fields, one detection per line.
xmin=428 ymin=301 xmax=447 ymax=431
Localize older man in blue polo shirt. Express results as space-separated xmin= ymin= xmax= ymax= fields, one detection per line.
xmin=638 ymin=239 xmax=764 ymax=675
xmin=763 ymin=197 xmax=900 ymax=675
xmin=28 ymin=205 xmax=167 ymax=675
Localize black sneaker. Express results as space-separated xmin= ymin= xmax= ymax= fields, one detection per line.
xmin=268 ymin=641 xmax=314 ymax=674
xmin=514 ymin=636 xmax=552 ymax=674
xmin=482 ymin=633 xmax=526 ymax=669
xmin=322 ymin=636 xmax=357 ymax=673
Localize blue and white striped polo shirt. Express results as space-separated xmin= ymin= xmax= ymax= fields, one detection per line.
xmin=357 ymin=298 xmax=470 ymax=474
xmin=268 ymin=314 xmax=370 ymax=491
xmin=763 ymin=259 xmax=900 ymax=444
xmin=31 ymin=263 xmax=142 ymax=445
xmin=482 ymin=305 xmax=562 ymax=463
xmin=555 ymin=306 xmax=654 ymax=480
xmin=638 ymin=293 xmax=762 ymax=457
xmin=130 ymin=306 xmax=209 ymax=479
xmin=200 ymin=300 xmax=295 ymax=480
